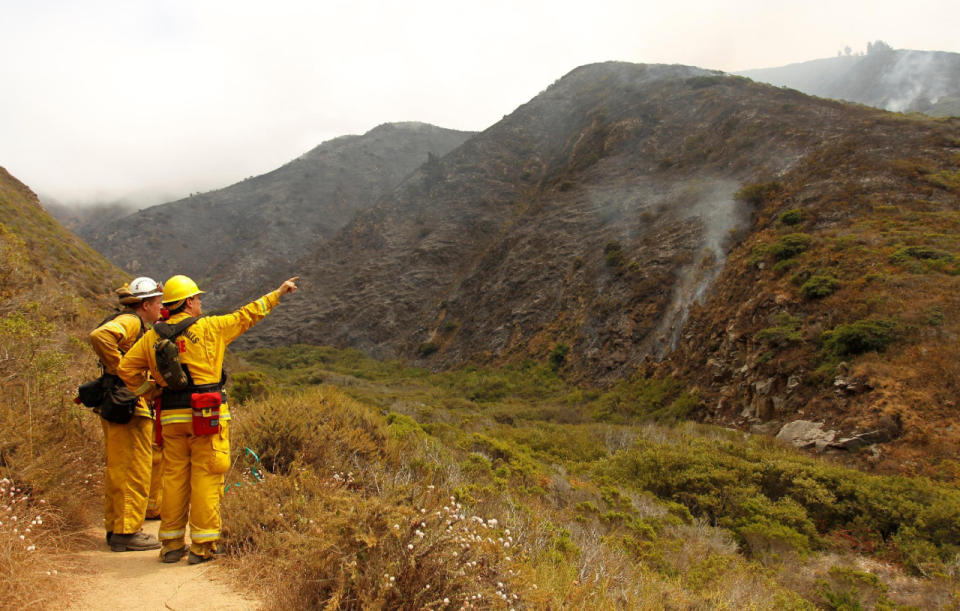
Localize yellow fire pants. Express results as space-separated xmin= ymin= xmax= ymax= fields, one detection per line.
xmin=102 ymin=415 xmax=153 ymax=535
xmin=158 ymin=420 xmax=230 ymax=557
xmin=147 ymin=442 xmax=163 ymax=519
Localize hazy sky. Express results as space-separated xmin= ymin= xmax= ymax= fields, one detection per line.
xmin=2 ymin=0 xmax=957 ymax=206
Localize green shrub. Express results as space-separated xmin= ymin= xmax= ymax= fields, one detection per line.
xmin=594 ymin=433 xmax=960 ymax=572
xmin=891 ymin=526 xmax=943 ymax=576
xmin=233 ymin=387 xmax=393 ymax=475
xmin=821 ymin=318 xmax=899 ymax=356
xmin=755 ymin=312 xmax=802 ymax=346
xmin=439 ymin=361 xmax=565 ymax=403
xmin=773 ymin=259 xmax=799 ymax=274
xmin=589 ymin=375 xmax=698 ymax=423
xmin=549 ymin=344 xmax=569 ymax=370
xmin=735 ymin=181 xmax=782 ymax=206
xmin=801 ymin=275 xmax=841 ymax=299
xmin=778 ymin=208 xmax=805 ymax=226
xmin=816 ymin=566 xmax=893 ymax=610
xmin=738 ymin=519 xmax=811 ymax=559
xmin=923 ymin=306 xmax=945 ymax=326
xmin=925 ymin=170 xmax=960 ymax=190
xmin=604 ymin=240 xmax=625 ymax=268
xmin=767 ymin=233 xmax=812 ymax=261
xmin=230 ymin=371 xmax=271 ymax=404
xmin=416 ymin=341 xmax=439 ymax=357
xmin=889 ymin=245 xmax=954 ymax=263
xmin=385 ymin=412 xmax=426 ymax=441
xmin=818 ymin=583 xmax=865 ymax=611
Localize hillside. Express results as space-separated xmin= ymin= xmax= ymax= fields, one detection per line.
xmin=0 ymin=167 xmax=127 ymax=311
xmin=244 ymin=63 xmax=742 ymax=361
xmin=238 ymin=62 xmax=960 ymax=475
xmin=81 ymin=122 xmax=473 ymax=306
xmin=738 ymin=46 xmax=960 ymax=117
xmin=658 ymin=115 xmax=960 ymax=477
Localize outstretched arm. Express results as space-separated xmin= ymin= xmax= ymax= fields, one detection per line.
xmin=278 ymin=276 xmax=299 ymax=297
xmin=214 ymin=276 xmax=300 ymax=344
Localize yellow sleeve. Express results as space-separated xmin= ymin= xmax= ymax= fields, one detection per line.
xmin=89 ymin=314 xmax=139 ymax=375
xmin=118 ymin=332 xmax=155 ymax=396
xmin=210 ymin=290 xmax=281 ymax=345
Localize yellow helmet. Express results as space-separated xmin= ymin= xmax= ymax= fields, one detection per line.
xmin=162 ymin=274 xmax=205 ymax=305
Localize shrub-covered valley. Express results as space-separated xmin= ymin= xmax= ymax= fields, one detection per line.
xmin=2 ymin=59 xmax=960 ymax=608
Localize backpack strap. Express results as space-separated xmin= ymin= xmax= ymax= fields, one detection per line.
xmin=154 ymin=316 xmax=199 ymax=340
xmin=95 ymin=309 xmax=124 ymax=328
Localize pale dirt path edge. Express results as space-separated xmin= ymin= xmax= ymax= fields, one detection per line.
xmin=58 ymin=519 xmax=261 ymax=610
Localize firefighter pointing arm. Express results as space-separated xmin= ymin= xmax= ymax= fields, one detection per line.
xmin=118 ymin=275 xmax=298 ymax=564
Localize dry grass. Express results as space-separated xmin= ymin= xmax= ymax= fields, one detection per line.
xmin=224 ymin=387 xmax=547 ymax=609
xmin=0 ymin=186 xmax=119 ymax=607
xmin=0 ymin=316 xmax=106 ymax=607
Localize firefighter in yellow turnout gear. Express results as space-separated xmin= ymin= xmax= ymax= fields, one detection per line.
xmin=89 ymin=277 xmax=164 ymax=552
xmin=118 ymin=274 xmax=299 ymax=564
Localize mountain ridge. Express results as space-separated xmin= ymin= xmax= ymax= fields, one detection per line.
xmin=240 ymin=62 xmax=841 ymax=366
xmin=738 ymin=46 xmax=960 ymax=116
xmin=80 ymin=122 xmax=474 ymax=306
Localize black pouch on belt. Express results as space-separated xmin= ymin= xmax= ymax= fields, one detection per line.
xmin=191 ymin=392 xmax=221 ymax=436
xmin=100 ymin=374 xmax=137 ymax=424
xmin=77 ymin=376 xmax=106 ymax=408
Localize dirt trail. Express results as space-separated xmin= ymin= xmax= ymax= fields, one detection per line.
xmin=61 ymin=520 xmax=260 ymax=610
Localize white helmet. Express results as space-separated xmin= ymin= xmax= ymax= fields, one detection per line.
xmin=129 ymin=276 xmax=163 ymax=299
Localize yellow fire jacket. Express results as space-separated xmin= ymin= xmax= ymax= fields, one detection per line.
xmin=117 ymin=290 xmax=280 ymax=425
xmin=89 ymin=311 xmax=152 ymax=418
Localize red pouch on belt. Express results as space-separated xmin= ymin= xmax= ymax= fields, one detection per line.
xmin=153 ymin=398 xmax=163 ymax=447
xmin=191 ymin=392 xmax=221 ymax=436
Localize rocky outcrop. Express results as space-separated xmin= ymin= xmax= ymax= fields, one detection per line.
xmin=776 ymin=420 xmax=836 ymax=451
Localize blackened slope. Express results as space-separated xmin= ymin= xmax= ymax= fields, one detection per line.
xmin=242 ymin=62 xmax=865 ymax=382
xmin=82 ymin=122 xmax=473 ymax=306
xmin=246 ymin=63 xmax=716 ymax=355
